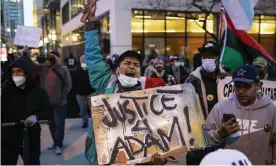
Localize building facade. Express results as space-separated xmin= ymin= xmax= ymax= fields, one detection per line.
xmin=1 ymin=0 xmax=24 ymax=43
xmin=33 ymin=0 xmax=44 ymax=27
xmin=60 ymin=0 xmax=276 ymax=62
xmin=39 ymin=0 xmax=61 ymax=56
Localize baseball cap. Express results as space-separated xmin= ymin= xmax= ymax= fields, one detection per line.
xmin=252 ymin=57 xmax=267 ymax=69
xmin=231 ymin=64 xmax=260 ymax=84
xmin=117 ymin=50 xmax=143 ymax=65
xmin=169 ymin=56 xmax=179 ymax=62
xmin=198 ymin=41 xmax=219 ymax=56
xmin=200 ymin=149 xmax=252 ymax=165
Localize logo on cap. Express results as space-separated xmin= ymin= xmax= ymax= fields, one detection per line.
xmin=205 ymin=43 xmax=214 ymax=48
xmin=237 ymin=68 xmax=247 ymax=76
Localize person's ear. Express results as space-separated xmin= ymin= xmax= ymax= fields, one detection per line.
xmin=116 ymin=67 xmax=120 ymax=75
xmin=256 ymin=82 xmax=262 ymax=91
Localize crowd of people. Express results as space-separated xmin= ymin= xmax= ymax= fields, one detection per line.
xmin=1 ymin=0 xmax=276 ymax=165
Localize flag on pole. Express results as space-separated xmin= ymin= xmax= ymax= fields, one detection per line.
xmin=221 ymin=0 xmax=257 ymax=30
xmin=220 ymin=12 xmax=276 ymax=74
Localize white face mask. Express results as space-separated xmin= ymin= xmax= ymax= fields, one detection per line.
xmin=81 ymin=63 xmax=87 ymax=70
xmin=12 ymin=76 xmax=26 ymax=87
xmin=175 ymin=62 xmax=181 ymax=67
xmin=117 ymin=74 xmax=139 ymax=88
xmin=202 ymin=59 xmax=217 ymax=73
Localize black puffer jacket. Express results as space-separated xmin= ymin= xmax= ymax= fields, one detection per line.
xmin=74 ymin=68 xmax=95 ymax=95
xmin=2 ymin=59 xmax=51 ymax=122
xmin=1 ymin=59 xmax=51 ymax=146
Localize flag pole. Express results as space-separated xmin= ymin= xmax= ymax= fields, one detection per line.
xmin=218 ymin=7 xmax=228 ymax=73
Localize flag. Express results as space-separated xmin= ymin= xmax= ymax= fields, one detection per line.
xmin=221 ymin=0 xmax=256 ymax=30
xmin=220 ymin=12 xmax=276 ymax=75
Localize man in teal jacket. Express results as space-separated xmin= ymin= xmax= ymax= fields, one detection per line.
xmin=82 ymin=1 xmax=166 ymax=164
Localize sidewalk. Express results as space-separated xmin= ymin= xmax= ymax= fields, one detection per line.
xmin=17 ymin=118 xmax=186 ymax=165
xmin=18 ymin=118 xmax=89 ymax=165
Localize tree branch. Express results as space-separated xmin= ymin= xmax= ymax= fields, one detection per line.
xmin=192 ymin=0 xmax=208 ymax=13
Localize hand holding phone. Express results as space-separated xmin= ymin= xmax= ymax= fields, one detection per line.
xmin=223 ymin=114 xmax=236 ymax=122
xmin=218 ymin=114 xmax=239 ymax=138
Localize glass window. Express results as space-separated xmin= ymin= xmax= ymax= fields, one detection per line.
xmin=186 ymin=38 xmax=205 ymax=61
xmin=166 ymin=12 xmax=185 ymax=37
xmin=62 ymin=33 xmax=71 ymax=46
xmin=62 ymin=2 xmax=69 ymax=24
xmin=167 ymin=38 xmax=185 ymax=56
xmin=132 ymin=36 xmax=143 ymax=54
xmin=71 ymin=0 xmax=84 ymax=19
xmin=260 ymin=38 xmax=275 ymax=56
xmin=187 ymin=13 xmax=214 ymax=37
xmin=260 ymin=15 xmax=276 ymax=35
xmin=144 ymin=11 xmax=165 ymax=37
xmin=101 ymin=16 xmax=109 ymax=36
xmin=131 ymin=10 xmax=143 ymax=37
xmin=71 ymin=25 xmax=85 ymax=44
xmin=248 ymin=16 xmax=260 ymax=34
xmin=145 ymin=37 xmax=165 ymax=56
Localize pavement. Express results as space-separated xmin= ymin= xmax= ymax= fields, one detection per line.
xmin=17 ymin=118 xmax=186 ymax=165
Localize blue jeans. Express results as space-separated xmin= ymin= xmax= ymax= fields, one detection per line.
xmin=76 ymin=95 xmax=89 ymax=123
xmin=49 ymin=104 xmax=67 ymax=147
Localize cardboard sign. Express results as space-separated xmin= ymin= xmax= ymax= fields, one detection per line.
xmin=218 ymin=76 xmax=276 ymax=101
xmin=90 ymin=84 xmax=207 ymax=164
xmin=14 ymin=25 xmax=42 ymax=48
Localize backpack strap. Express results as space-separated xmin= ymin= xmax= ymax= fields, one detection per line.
xmin=52 ymin=68 xmax=65 ymax=90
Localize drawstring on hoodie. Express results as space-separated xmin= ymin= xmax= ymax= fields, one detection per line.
xmin=248 ymin=109 xmax=252 ymax=140
xmin=241 ymin=108 xmax=244 ymax=140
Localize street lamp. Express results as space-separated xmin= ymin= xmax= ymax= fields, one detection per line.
xmin=6 ymin=28 xmax=11 ymax=32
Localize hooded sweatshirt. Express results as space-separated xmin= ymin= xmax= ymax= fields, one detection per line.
xmin=44 ymin=64 xmax=72 ymax=106
xmin=205 ymin=92 xmax=276 ymax=164
xmin=1 ymin=59 xmax=51 ymax=147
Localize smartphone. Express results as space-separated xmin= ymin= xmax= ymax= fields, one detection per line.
xmin=223 ymin=114 xmax=236 ymax=122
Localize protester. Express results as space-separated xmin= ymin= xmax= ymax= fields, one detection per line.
xmin=144 ymin=59 xmax=155 ymax=77
xmin=205 ymin=64 xmax=276 ymax=164
xmin=64 ymin=52 xmax=77 ymax=70
xmin=200 ymin=149 xmax=252 ymax=165
xmin=75 ymin=55 xmax=95 ymax=128
xmin=143 ymin=49 xmax=157 ymax=69
xmin=30 ymin=53 xmax=39 ymax=64
xmin=45 ymin=50 xmax=72 ymax=155
xmin=151 ymin=57 xmax=176 ymax=85
xmin=1 ymin=53 xmax=15 ymax=82
xmin=19 ymin=47 xmax=41 ymax=84
xmin=1 ymin=59 xmax=51 ymax=165
xmin=166 ymin=56 xmax=178 ymax=74
xmin=81 ymin=1 xmax=169 ymax=164
xmin=185 ymin=41 xmax=223 ymax=164
xmin=193 ymin=52 xmax=201 ymax=70
xmin=109 ymin=53 xmax=120 ymax=70
xmin=167 ymin=56 xmax=189 ymax=84
xmin=252 ymin=56 xmax=269 ymax=80
xmin=185 ymin=41 xmax=221 ymax=119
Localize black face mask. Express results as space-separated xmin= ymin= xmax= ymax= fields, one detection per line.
xmin=49 ymin=57 xmax=56 ymax=65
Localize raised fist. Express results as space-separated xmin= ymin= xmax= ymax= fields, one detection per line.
xmin=81 ymin=0 xmax=96 ymax=23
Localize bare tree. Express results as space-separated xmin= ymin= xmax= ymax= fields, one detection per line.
xmin=143 ymin=0 xmax=276 ymax=42
xmin=143 ymin=0 xmax=221 ymax=41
